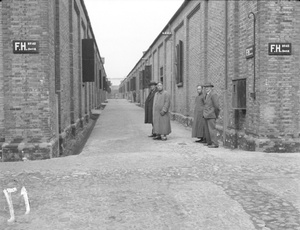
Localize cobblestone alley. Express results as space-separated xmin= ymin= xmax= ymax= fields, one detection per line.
xmin=1 ymin=99 xmax=300 ymax=230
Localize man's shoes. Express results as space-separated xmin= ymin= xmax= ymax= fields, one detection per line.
xmin=161 ymin=136 xmax=167 ymax=141
xmin=148 ymin=134 xmax=156 ymax=137
xmin=195 ymin=139 xmax=202 ymax=143
xmin=203 ymin=143 xmax=212 ymax=146
xmin=208 ymin=144 xmax=219 ymax=148
xmin=153 ymin=136 xmax=162 ymax=140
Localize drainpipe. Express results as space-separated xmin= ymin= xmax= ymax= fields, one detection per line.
xmin=223 ymin=0 xmax=229 ymax=145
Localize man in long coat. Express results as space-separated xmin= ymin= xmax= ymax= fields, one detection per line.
xmin=152 ymin=82 xmax=171 ymax=141
xmin=144 ymin=81 xmax=157 ymax=137
xmin=192 ymin=84 xmax=211 ymax=144
xmin=203 ymin=82 xmax=220 ymax=148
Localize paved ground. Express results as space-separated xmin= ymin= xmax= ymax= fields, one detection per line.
xmin=0 ymin=99 xmax=300 ymax=230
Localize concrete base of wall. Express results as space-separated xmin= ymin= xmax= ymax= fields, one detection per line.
xmin=223 ymin=129 xmax=256 ymax=151
xmin=256 ymin=138 xmax=300 ymax=153
xmin=170 ymin=112 xmax=193 ymax=127
xmin=0 ymin=105 xmax=105 ymax=162
xmin=223 ymin=128 xmax=300 ymax=152
xmin=171 ymin=112 xmax=300 ymax=153
xmin=1 ymin=139 xmax=59 ymax=162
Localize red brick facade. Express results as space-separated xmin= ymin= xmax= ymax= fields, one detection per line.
xmin=0 ymin=0 xmax=107 ymax=161
xmin=120 ymin=0 xmax=300 ymax=153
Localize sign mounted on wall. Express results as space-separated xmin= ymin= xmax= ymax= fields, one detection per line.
xmin=162 ymin=31 xmax=172 ymax=36
xmin=13 ymin=41 xmax=39 ymax=54
xmin=245 ymin=45 xmax=254 ymax=59
xmin=268 ymin=43 xmax=291 ymax=55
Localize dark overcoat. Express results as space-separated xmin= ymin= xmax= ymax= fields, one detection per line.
xmin=192 ymin=93 xmax=206 ymax=138
xmin=153 ymin=90 xmax=171 ymax=135
xmin=144 ymin=89 xmax=157 ymax=123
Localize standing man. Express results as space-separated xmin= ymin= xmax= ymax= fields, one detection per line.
xmin=144 ymin=81 xmax=157 ymax=137
xmin=192 ymin=84 xmax=211 ymax=144
xmin=203 ymin=82 xmax=220 ymax=148
xmin=152 ymin=82 xmax=171 ymax=141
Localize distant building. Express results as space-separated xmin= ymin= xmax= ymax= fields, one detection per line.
xmin=107 ymin=86 xmax=120 ymax=99
xmin=0 ymin=0 xmax=107 ymax=161
xmin=120 ymin=0 xmax=300 ymax=153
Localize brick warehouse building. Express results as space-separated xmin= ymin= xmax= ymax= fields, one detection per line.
xmin=120 ymin=0 xmax=300 ymax=153
xmin=0 ymin=0 xmax=108 ymax=161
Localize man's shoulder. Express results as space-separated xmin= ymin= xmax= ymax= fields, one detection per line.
xmin=211 ymin=89 xmax=218 ymax=95
xmin=210 ymin=90 xmax=218 ymax=98
xmin=163 ymin=90 xmax=170 ymax=96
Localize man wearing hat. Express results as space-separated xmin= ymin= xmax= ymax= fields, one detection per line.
xmin=203 ymin=82 xmax=220 ymax=148
xmin=152 ymin=82 xmax=171 ymax=141
xmin=144 ymin=81 xmax=158 ymax=137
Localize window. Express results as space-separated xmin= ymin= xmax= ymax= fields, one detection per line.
xmin=139 ymin=71 xmax=143 ymax=89
xmin=160 ymin=67 xmax=163 ymax=83
xmin=130 ymin=77 xmax=136 ymax=91
xmin=99 ymin=70 xmax=102 ymax=89
xmin=176 ymin=40 xmax=184 ymax=86
xmin=82 ymin=39 xmax=95 ymax=82
xmin=144 ymin=65 xmax=152 ymax=88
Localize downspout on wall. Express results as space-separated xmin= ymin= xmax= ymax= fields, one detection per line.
xmin=223 ymin=0 xmax=229 ymax=145
xmin=204 ymin=0 xmax=208 ymax=81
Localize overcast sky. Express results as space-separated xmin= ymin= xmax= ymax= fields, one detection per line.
xmin=84 ymin=0 xmax=184 ymax=86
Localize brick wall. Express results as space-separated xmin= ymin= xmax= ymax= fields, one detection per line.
xmin=187 ymin=3 xmax=201 ymax=117
xmin=223 ymin=1 xmax=259 ymax=149
xmin=2 ymin=0 xmax=54 ymax=141
xmin=0 ymin=1 xmax=4 ymax=140
xmin=0 ymin=0 xmax=106 ymax=160
xmin=174 ymin=23 xmax=185 ymax=115
xmin=207 ymin=0 xmax=225 ymax=115
xmin=58 ymin=0 xmax=71 ymax=132
xmin=73 ymin=2 xmax=81 ymax=122
xmin=165 ymin=37 xmax=172 ymax=109
xmin=48 ymin=0 xmax=58 ymax=143
xmin=255 ymin=1 xmax=300 ymax=151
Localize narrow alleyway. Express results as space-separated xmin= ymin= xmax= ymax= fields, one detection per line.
xmin=1 ymin=99 xmax=300 ymax=230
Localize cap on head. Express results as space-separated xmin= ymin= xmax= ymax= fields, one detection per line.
xmin=202 ymin=82 xmax=214 ymax=87
xmin=148 ymin=81 xmax=157 ymax=86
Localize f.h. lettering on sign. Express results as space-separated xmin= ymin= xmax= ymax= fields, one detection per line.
xmin=268 ymin=43 xmax=291 ymax=55
xmin=13 ymin=40 xmax=39 ymax=54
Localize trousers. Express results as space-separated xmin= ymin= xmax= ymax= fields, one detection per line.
xmin=205 ymin=118 xmax=218 ymax=146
